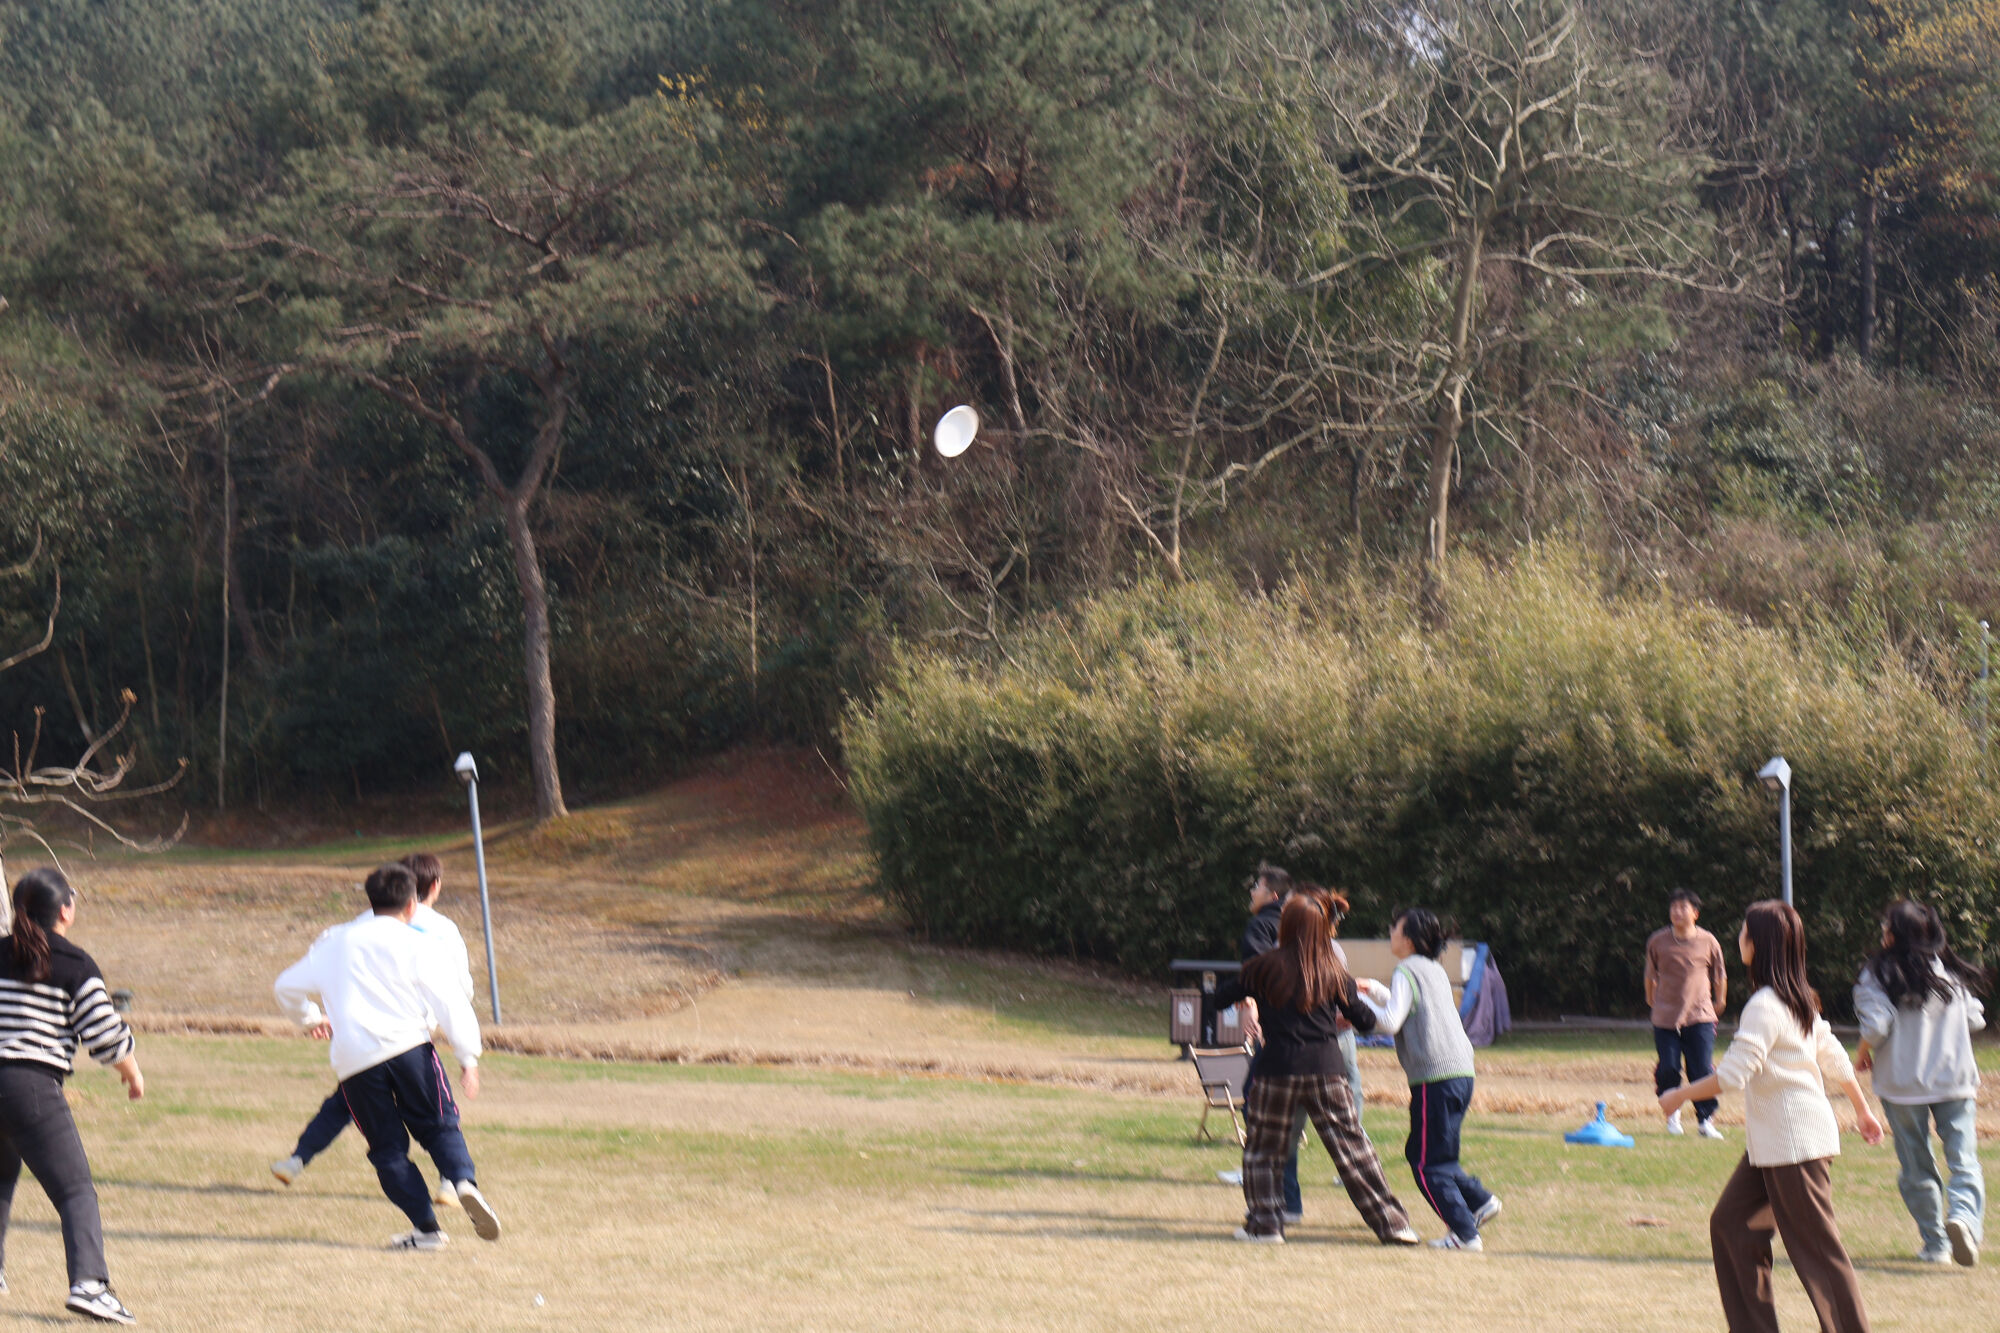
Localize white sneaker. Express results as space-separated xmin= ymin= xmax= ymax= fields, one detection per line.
xmin=1697 ymin=1118 xmax=1725 ymax=1140
xmin=431 ymin=1178 xmax=458 ymax=1209
xmin=1474 ymin=1195 xmax=1503 ymax=1226
xmin=1947 ymin=1217 xmax=1980 ymax=1268
xmin=1430 ymin=1233 xmax=1483 ymax=1251
xmin=270 ymin=1154 xmax=305 ymax=1185
xmin=386 ymin=1229 xmax=449 ymax=1252
xmin=1665 ymin=1110 xmax=1684 ymax=1135
xmin=1917 ymin=1245 xmax=1952 ymax=1264
xmin=65 ymin=1281 xmax=135 ymax=1324
xmin=1232 ymin=1227 xmax=1284 ymax=1244
xmin=1281 ymin=1210 xmax=1304 ymax=1225
xmin=455 ymin=1181 xmax=501 ymax=1241
xmin=1216 ymin=1169 xmax=1243 ymax=1185
xmin=1385 ymin=1226 xmax=1422 ymax=1246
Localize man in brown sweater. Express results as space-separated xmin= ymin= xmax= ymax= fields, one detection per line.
xmin=1645 ymin=889 xmax=1728 ymax=1139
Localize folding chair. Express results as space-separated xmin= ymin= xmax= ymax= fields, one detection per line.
xmin=1190 ymin=1046 xmax=1254 ymax=1145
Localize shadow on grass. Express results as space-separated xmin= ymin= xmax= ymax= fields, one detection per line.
xmin=935 ymin=1206 xmax=1394 ymax=1248
xmin=98 ymin=1178 xmax=372 ymax=1202
xmin=954 ymin=1166 xmax=1215 ymax=1187
xmin=11 ymin=1219 xmax=375 ymax=1253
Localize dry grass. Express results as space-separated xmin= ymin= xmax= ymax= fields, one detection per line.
xmin=11 ymin=748 xmax=1994 ymax=1330
xmin=6 ymin=1034 xmax=1991 ymax=1333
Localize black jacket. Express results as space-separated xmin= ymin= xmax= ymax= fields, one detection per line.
xmin=1240 ymin=901 xmax=1282 ymax=962
xmin=1216 ymin=952 xmax=1375 ymax=1078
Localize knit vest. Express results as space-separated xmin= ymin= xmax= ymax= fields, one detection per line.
xmin=1393 ymin=955 xmax=1476 ymax=1084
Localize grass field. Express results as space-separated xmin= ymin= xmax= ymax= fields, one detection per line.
xmin=0 ymin=1035 xmax=1984 ymax=1332
xmin=11 ymin=749 xmax=1997 ymax=1328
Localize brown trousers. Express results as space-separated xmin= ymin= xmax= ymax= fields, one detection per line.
xmin=1710 ymin=1155 xmax=1871 ymax=1333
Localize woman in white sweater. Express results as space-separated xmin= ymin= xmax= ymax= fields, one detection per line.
xmin=1660 ymin=899 xmax=1883 ymax=1333
xmin=1852 ymin=900 xmax=1987 ymax=1267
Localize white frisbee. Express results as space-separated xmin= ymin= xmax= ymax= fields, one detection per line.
xmin=934 ymin=405 xmax=980 ymax=458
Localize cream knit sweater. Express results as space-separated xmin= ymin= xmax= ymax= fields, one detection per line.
xmin=1715 ymin=987 xmax=1857 ymax=1167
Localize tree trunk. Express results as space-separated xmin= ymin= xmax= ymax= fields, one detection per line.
xmin=1427 ymin=221 xmax=1485 ymax=570
xmin=1858 ymin=189 xmax=1879 ymax=360
xmin=503 ymin=499 xmax=567 ymax=821
xmin=1818 ymin=225 xmax=1841 ymax=358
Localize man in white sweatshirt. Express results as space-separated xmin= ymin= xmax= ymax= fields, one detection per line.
xmin=270 ymin=852 xmax=475 ymax=1199
xmin=274 ymin=863 xmax=500 ymax=1251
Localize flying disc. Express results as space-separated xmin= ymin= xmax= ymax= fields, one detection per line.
xmin=934 ymin=405 xmax=979 ymax=458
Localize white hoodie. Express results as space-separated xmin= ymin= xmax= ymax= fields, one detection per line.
xmin=275 ymin=913 xmax=482 ymax=1082
xmin=350 ymin=903 xmax=476 ymax=1004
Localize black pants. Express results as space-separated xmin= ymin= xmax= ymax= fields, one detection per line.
xmin=1655 ymin=1022 xmax=1720 ymax=1122
xmin=293 ymin=1090 xmax=352 ymax=1163
xmin=0 ymin=1065 xmax=108 ymax=1285
xmin=339 ymin=1044 xmax=476 ymax=1231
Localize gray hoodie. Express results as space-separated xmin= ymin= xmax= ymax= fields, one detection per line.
xmin=1853 ymin=961 xmax=1986 ymax=1105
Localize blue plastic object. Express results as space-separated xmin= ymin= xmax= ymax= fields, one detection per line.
xmin=1564 ymin=1102 xmax=1636 ymax=1148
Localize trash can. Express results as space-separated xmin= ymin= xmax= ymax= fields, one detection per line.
xmin=1167 ymin=959 xmax=1245 ymax=1049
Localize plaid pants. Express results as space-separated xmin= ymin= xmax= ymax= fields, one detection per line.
xmin=1242 ymin=1072 xmax=1410 ymax=1239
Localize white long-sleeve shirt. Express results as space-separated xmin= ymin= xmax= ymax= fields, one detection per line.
xmin=1715 ymin=986 xmax=1857 ymax=1166
xmin=350 ymin=903 xmax=476 ymax=1004
xmin=275 ymin=913 xmax=482 ymax=1081
xmin=1358 ymin=967 xmax=1418 ymax=1034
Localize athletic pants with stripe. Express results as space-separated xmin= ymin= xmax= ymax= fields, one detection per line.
xmin=1241 ymin=1072 xmax=1410 ymax=1239
xmin=1405 ymin=1076 xmax=1491 ymax=1242
xmin=339 ymin=1043 xmax=476 ymax=1231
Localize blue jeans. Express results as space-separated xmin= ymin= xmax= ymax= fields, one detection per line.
xmin=1882 ymin=1098 xmax=1984 ymax=1254
xmin=1654 ymin=1022 xmax=1718 ymax=1122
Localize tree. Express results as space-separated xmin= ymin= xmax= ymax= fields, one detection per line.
xmin=1254 ymin=0 xmax=1751 ymax=569
xmin=231 ymin=27 xmax=755 ymax=819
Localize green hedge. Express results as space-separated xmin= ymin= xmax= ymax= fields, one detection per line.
xmin=844 ymin=551 xmax=2000 ymax=1016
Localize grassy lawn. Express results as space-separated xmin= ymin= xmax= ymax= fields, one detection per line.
xmin=2 ymin=1034 xmax=1984 ymax=1331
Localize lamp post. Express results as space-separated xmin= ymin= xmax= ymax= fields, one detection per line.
xmin=454 ymin=752 xmax=502 ymax=1023
xmin=1756 ymin=755 xmax=1793 ymax=907
xmin=1979 ymin=620 xmax=1991 ymax=753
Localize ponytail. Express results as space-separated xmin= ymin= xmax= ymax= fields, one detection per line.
xmin=10 ymin=868 xmax=73 ymax=985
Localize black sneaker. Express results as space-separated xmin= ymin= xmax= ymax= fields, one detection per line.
xmin=66 ymin=1281 xmax=135 ymax=1324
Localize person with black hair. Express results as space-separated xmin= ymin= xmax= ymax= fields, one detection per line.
xmin=1357 ymin=906 xmax=1501 ymax=1252
xmin=1646 ymin=889 xmax=1728 ymax=1139
xmin=1853 ymin=899 xmax=1988 ymax=1266
xmin=0 ymin=868 xmax=140 ymax=1324
xmin=274 ymin=864 xmax=499 ymax=1251
xmin=271 ymin=851 xmax=475 ymax=1207
xmin=1662 ymin=900 xmax=1883 ymax=1331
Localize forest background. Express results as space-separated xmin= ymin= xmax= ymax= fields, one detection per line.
xmin=4 ymin=0 xmax=2000 ymax=1006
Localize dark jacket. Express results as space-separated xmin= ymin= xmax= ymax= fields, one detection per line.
xmin=1216 ymin=952 xmax=1375 ymax=1078
xmin=1240 ymin=901 xmax=1283 ymax=962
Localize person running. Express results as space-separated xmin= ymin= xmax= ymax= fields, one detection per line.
xmin=1662 ymin=899 xmax=1883 ymax=1332
xmin=271 ymin=852 xmax=474 ymax=1205
xmin=1357 ymin=906 xmax=1500 ymax=1252
xmin=1853 ymin=899 xmax=1987 ymax=1267
xmin=274 ymin=863 xmax=499 ymax=1251
xmin=1646 ymin=888 xmax=1728 ymax=1139
xmin=0 ymin=868 xmax=141 ymax=1323
xmin=1214 ymin=894 xmax=1418 ymax=1246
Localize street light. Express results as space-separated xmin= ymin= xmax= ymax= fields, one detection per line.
xmin=455 ymin=752 xmax=503 ymax=1023
xmin=1756 ymin=755 xmax=1793 ymax=907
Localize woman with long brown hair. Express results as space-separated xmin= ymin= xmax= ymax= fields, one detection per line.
xmin=1661 ymin=899 xmax=1883 ymax=1331
xmin=1213 ymin=892 xmax=1417 ymax=1245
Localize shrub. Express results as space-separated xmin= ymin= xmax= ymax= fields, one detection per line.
xmin=844 ymin=549 xmax=2000 ymax=1015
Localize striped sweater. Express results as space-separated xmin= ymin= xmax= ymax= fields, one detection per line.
xmin=0 ymin=934 xmax=135 ymax=1077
